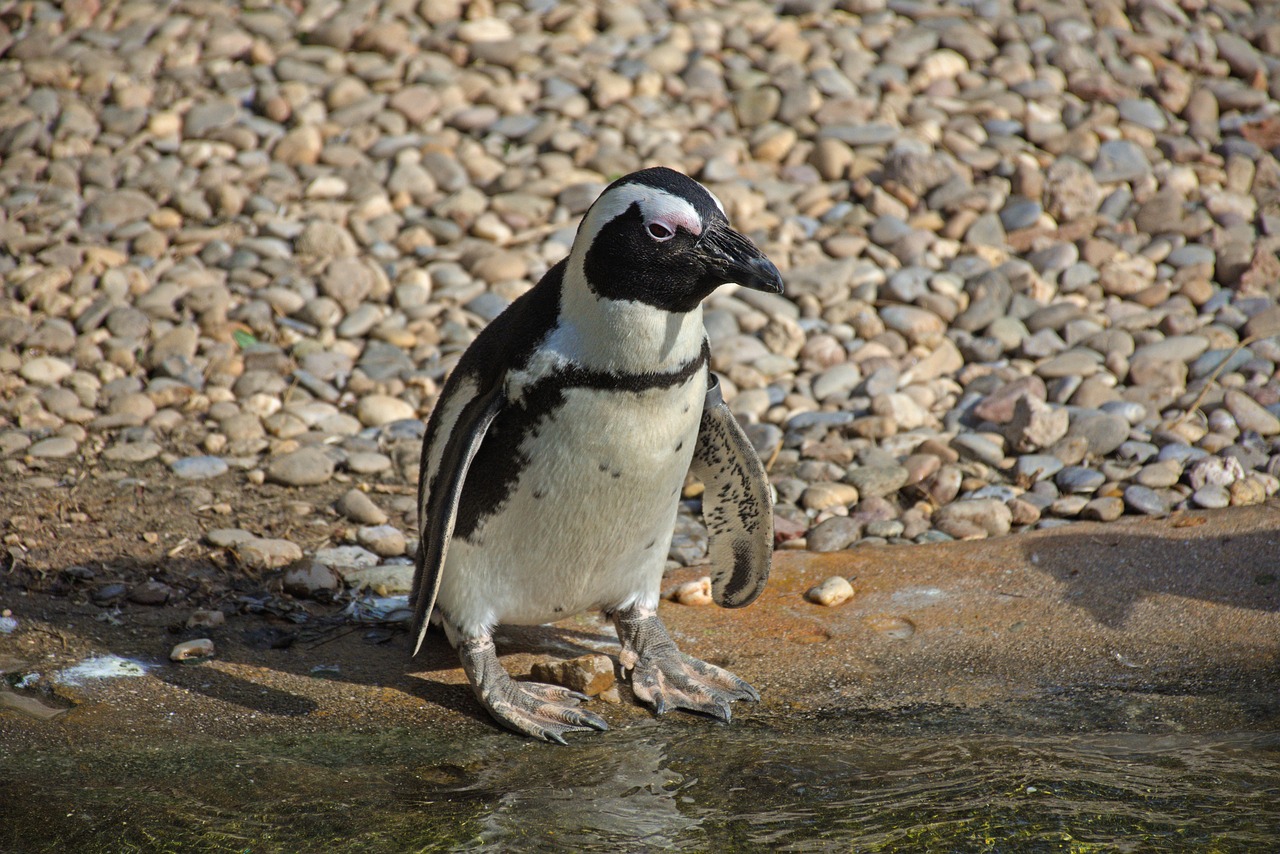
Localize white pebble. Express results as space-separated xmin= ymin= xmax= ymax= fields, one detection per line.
xmin=672 ymin=576 xmax=713 ymax=606
xmin=806 ymin=576 xmax=854 ymax=607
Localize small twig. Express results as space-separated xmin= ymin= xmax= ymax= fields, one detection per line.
xmin=1169 ymin=332 xmax=1263 ymax=428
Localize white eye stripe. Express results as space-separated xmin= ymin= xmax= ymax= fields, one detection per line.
xmin=579 ymin=185 xmax=704 ymax=245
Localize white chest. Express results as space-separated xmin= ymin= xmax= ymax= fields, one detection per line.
xmin=437 ymin=366 xmax=706 ymax=635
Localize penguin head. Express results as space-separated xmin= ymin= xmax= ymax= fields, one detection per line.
xmin=572 ymin=167 xmax=784 ymax=313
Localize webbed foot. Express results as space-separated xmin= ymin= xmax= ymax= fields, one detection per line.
xmin=611 ymin=605 xmax=759 ymax=721
xmin=459 ymin=636 xmax=609 ymax=744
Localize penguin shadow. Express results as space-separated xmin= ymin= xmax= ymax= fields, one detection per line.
xmin=1020 ymin=522 xmax=1280 ymax=628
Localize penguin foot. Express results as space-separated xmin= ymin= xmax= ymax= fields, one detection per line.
xmin=458 ymin=636 xmax=609 ymax=744
xmin=611 ymin=606 xmax=759 ymax=721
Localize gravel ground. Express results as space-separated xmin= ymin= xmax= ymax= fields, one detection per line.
xmin=2 ymin=0 xmax=1280 ymax=607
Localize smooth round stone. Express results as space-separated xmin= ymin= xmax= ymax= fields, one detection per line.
xmin=879 ymin=305 xmax=946 ymax=343
xmin=1191 ymin=484 xmax=1231 ymax=509
xmin=916 ymin=530 xmax=953 ymax=544
xmin=1014 ymin=454 xmax=1064 ymax=481
xmin=128 ymin=580 xmax=173 ymax=606
xmin=314 ymin=544 xmax=380 ymax=569
xmin=366 ymin=422 xmax=423 ymax=446
xmin=844 ymin=464 xmax=909 ymax=497
xmin=357 ymin=525 xmax=407 ymax=558
xmin=1117 ymin=98 xmax=1168 ymax=131
xmin=171 ymin=455 xmax=229 ymax=479
xmin=967 ymin=484 xmax=1018 ymax=502
xmin=864 ymin=519 xmax=904 ymax=539
xmin=742 ymin=423 xmax=784 ymax=459
xmin=1093 ymin=139 xmax=1151 ymax=183
xmin=1123 ymin=484 xmax=1169 ymax=516
xmin=805 ymin=575 xmax=855 ymax=607
xmin=1000 ymin=197 xmax=1042 ymax=230
xmin=207 ymin=528 xmax=257 ymax=548
xmin=1036 ymin=350 xmax=1101 ymax=378
xmin=951 ymin=433 xmax=1005 ymax=466
xmin=170 ymin=638 xmax=215 ymax=662
xmin=787 ymin=411 xmax=854 ymax=430
xmin=1224 ymin=389 xmax=1280 ymax=436
xmin=1099 ymin=401 xmax=1148 ymax=425
xmin=1157 ymin=443 xmax=1209 ymax=465
xmin=19 ymin=356 xmax=74 ymax=385
xmin=266 ymin=447 xmax=335 ymax=486
xmin=27 ymin=436 xmax=78 ymax=458
xmin=236 ymin=537 xmax=304 ymax=570
xmin=1135 ymin=459 xmax=1183 ymax=488
xmin=103 ymin=440 xmax=164 ymax=463
xmin=932 ymin=498 xmax=1012 ymax=539
xmin=345 ymin=451 xmax=392 ymax=475
xmin=355 ymin=394 xmax=417 ymax=427
xmin=1055 ymin=466 xmax=1106 ymax=493
xmin=1165 ymin=244 xmax=1216 ymax=267
xmin=806 ymin=517 xmax=862 ymax=552
xmin=282 ymin=561 xmax=343 ymax=600
xmin=1049 ymin=495 xmax=1090 ymax=517
xmin=812 ymin=363 xmax=862 ymax=400
xmin=1131 ymin=335 xmax=1209 ymax=364
xmin=336 ymin=488 xmax=388 ymax=525
xmin=1117 ymin=440 xmax=1159 ymax=463
xmin=1067 ymin=412 xmax=1131 ymax=456
xmin=1081 ymin=496 xmax=1125 ymax=521
xmin=1190 ymin=349 xmax=1253 ymax=379
xmin=800 ymin=482 xmax=859 ymax=512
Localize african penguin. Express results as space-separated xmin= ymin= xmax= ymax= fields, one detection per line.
xmin=411 ymin=166 xmax=782 ymax=742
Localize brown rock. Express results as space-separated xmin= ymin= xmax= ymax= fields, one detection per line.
xmin=530 ymin=654 xmax=616 ymax=696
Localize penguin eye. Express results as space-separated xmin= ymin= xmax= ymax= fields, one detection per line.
xmin=647 ymin=221 xmax=675 ymax=242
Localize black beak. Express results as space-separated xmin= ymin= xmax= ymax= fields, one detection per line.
xmin=699 ymin=222 xmax=784 ymax=294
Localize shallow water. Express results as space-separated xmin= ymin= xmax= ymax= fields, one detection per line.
xmin=4 ymin=692 xmax=1279 ymax=853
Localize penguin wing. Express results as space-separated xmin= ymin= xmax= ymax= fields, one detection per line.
xmin=690 ymin=373 xmax=774 ymax=608
xmin=410 ymin=373 xmax=504 ymax=656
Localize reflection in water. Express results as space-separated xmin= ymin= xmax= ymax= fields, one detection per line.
xmin=3 ymin=710 xmax=1279 ymax=851
xmin=457 ymin=725 xmax=699 ymax=849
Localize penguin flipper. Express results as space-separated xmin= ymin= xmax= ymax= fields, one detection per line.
xmin=690 ymin=373 xmax=773 ymax=608
xmin=411 ymin=378 xmax=504 ymax=656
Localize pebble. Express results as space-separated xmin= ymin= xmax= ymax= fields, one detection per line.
xmin=282 ymin=562 xmax=343 ymax=600
xmin=1192 ymin=485 xmax=1231 ymax=510
xmin=27 ymin=437 xmax=78 ymax=459
xmin=800 ymin=482 xmax=859 ymax=512
xmin=315 ymin=545 xmax=381 ymax=569
xmin=1081 ymin=497 xmax=1125 ymax=522
xmin=1224 ymin=390 xmax=1280 ymax=437
xmin=356 ymin=525 xmax=407 ymax=558
xmin=19 ymin=357 xmax=73 ymax=385
xmin=806 ymin=517 xmax=862 ymax=552
xmin=336 ymin=489 xmax=389 ymax=525
xmin=671 ymin=576 xmax=713 ymax=607
xmin=337 ymin=564 xmax=414 ymax=595
xmin=530 ymin=654 xmax=616 ymax=697
xmin=171 ymin=456 xmax=229 ymax=480
xmin=932 ymin=499 xmax=1013 ymax=540
xmin=1123 ymin=485 xmax=1169 ymax=517
xmin=170 ymin=639 xmax=215 ymax=663
xmin=128 ymin=580 xmax=172 ymax=606
xmin=806 ymin=576 xmax=854 ymax=607
xmin=0 ymin=0 xmax=1275 ymax=582
xmin=236 ymin=538 xmax=304 ymax=570
xmin=266 ymin=447 xmax=335 ymax=487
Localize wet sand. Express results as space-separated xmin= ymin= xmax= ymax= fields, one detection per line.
xmin=3 ymin=502 xmax=1277 ymax=751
